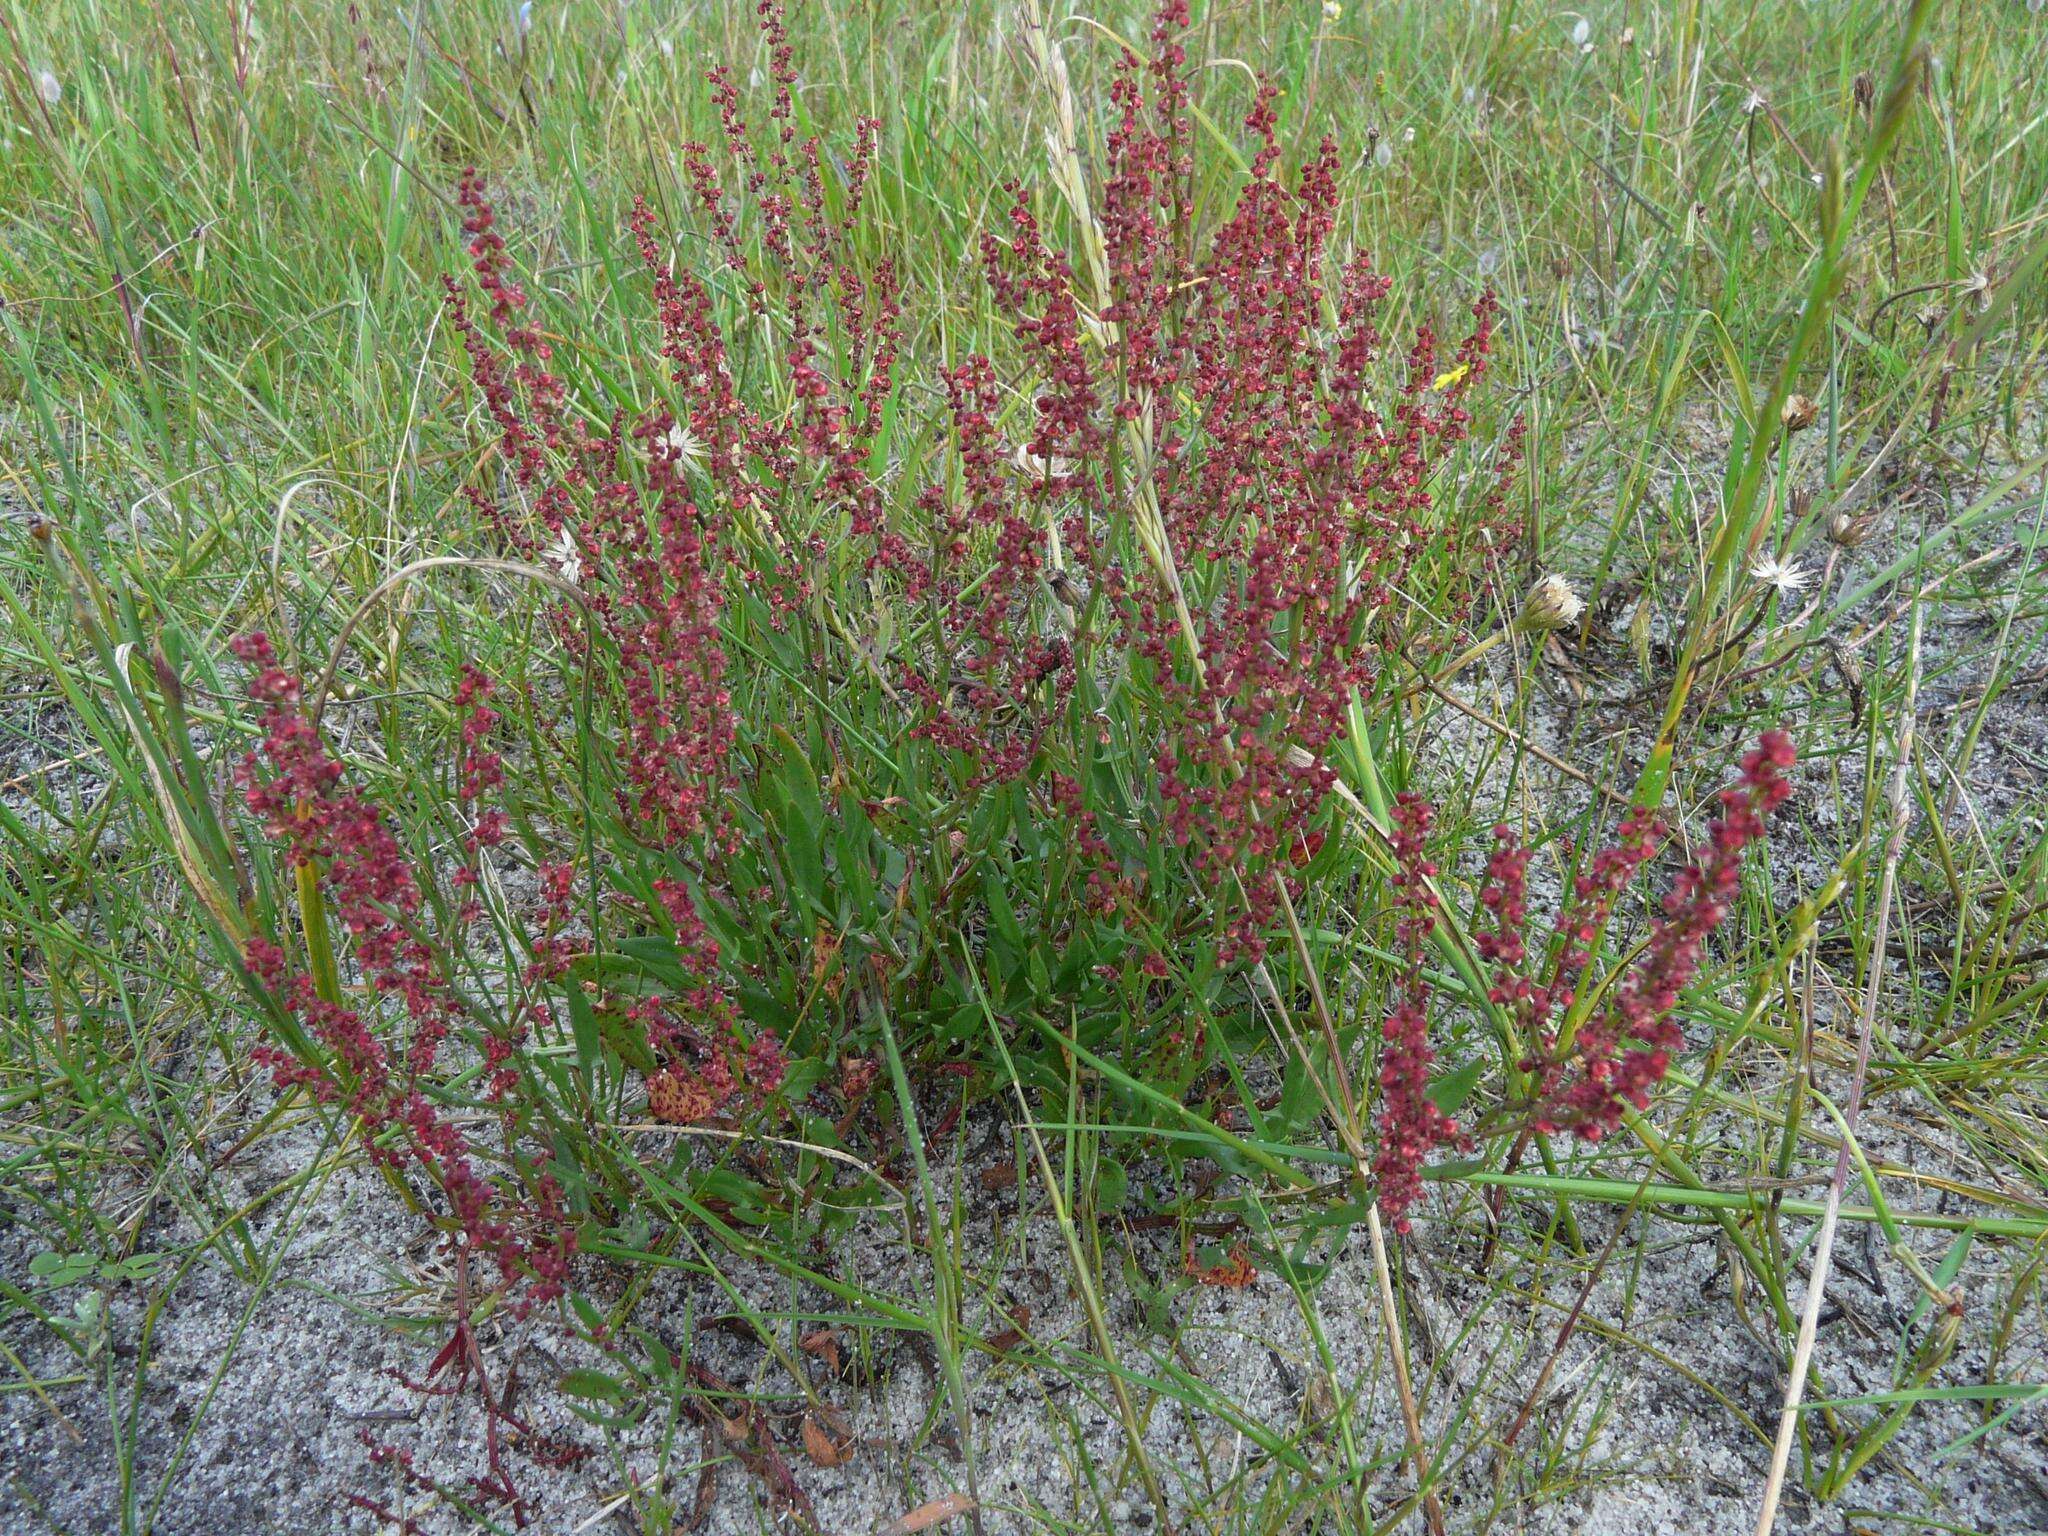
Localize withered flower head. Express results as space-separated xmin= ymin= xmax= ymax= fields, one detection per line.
xmin=1516 ymin=573 xmax=1585 ymax=632
xmin=1826 ymin=509 xmax=1874 ymax=548
xmin=1780 ymin=394 xmax=1820 ymax=433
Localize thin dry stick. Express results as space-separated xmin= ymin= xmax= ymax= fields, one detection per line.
xmin=1401 ymin=660 xmax=1631 ymax=808
xmin=1364 ymin=1202 xmax=1443 ymax=1531
xmin=1500 ymin=1188 xmax=1646 ymax=1451
xmin=1753 ymin=599 xmax=1922 ymax=1535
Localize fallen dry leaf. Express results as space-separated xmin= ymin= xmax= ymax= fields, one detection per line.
xmin=983 ymin=1302 xmax=1033 ymax=1356
xmin=800 ymin=1405 xmax=855 ymax=1468
xmin=799 ymin=1325 xmax=843 ymax=1377
xmin=875 ymin=1491 xmax=977 ymax=1536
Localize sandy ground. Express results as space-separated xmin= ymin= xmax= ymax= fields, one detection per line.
xmin=3 ymin=1064 xmax=2045 ymax=1535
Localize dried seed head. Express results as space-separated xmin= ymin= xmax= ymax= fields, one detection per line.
xmin=1516 ymin=573 xmax=1584 ymax=633
xmin=1826 ymin=509 xmax=1874 ymax=548
xmin=1009 ymin=442 xmax=1075 ymax=480
xmin=1780 ymin=394 xmax=1819 ymax=433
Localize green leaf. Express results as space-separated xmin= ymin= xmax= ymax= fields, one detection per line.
xmin=29 ymin=1252 xmax=96 ymax=1287
xmin=1426 ymin=1057 xmax=1485 ymax=1116
xmin=566 ymin=984 xmax=603 ymax=1084
xmin=1094 ymin=1156 xmax=1129 ymax=1213
xmin=982 ymin=862 xmax=1025 ymax=951
xmin=779 ymin=1056 xmax=830 ymax=1102
xmin=866 ymin=371 xmax=901 ymax=480
xmin=771 ymin=727 xmax=827 ymax=912
xmin=558 ymin=1368 xmax=627 ymax=1403
xmin=99 ymin=1253 xmax=167 ymax=1283
xmin=1275 ymin=1056 xmax=1322 ymax=1135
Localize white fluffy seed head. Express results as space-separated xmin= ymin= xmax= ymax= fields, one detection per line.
xmin=1517 ymin=573 xmax=1584 ymax=632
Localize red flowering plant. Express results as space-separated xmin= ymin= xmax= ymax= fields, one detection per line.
xmin=426 ymin=0 xmax=1533 ymax=1132
xmin=418 ymin=0 xmax=1793 ymax=1247
xmin=51 ymin=0 xmax=1799 ymax=1329
xmin=225 ymin=635 xmax=576 ymax=1308
xmin=20 ymin=558 xmax=586 ymax=1322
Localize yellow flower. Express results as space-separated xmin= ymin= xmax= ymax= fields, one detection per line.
xmin=1431 ymin=362 xmax=1471 ymax=392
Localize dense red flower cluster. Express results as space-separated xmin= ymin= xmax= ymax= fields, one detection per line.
xmin=1373 ymin=731 xmax=1795 ymax=1221
xmin=1476 ymin=809 xmax=1661 ymax=1048
xmin=521 ymin=859 xmax=579 ymax=986
xmin=446 ymin=153 xmax=799 ymax=1119
xmin=671 ymin=0 xmax=895 ymax=610
xmin=230 ymin=634 xmax=573 ymax=1309
xmin=1527 ymin=730 xmax=1798 ymax=1138
xmin=435 ymin=1 xmax=1540 ymax=1214
xmin=1374 ymin=793 xmax=1464 ymax=1231
xmin=640 ymin=875 xmax=787 ymax=1122
xmin=967 ymin=3 xmax=1520 ymax=962
xmin=444 ymin=175 xmax=576 ymax=547
xmin=1486 ymin=732 xmax=1797 ymax=1119
xmin=441 ymin=1 xmax=1525 ymax=1073
xmin=897 ymin=354 xmax=1075 ymax=786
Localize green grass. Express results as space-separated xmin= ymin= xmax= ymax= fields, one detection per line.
xmin=3 ymin=1 xmax=2047 ymax=1533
